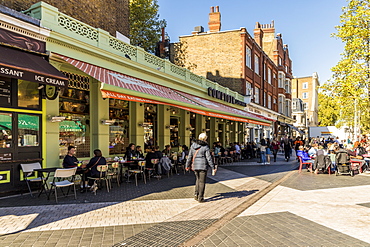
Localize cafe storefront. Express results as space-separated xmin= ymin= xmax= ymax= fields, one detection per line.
xmin=0 ymin=12 xmax=68 ymax=193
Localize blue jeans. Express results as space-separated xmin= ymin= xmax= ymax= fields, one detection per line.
xmin=261 ymin=151 xmax=266 ymax=164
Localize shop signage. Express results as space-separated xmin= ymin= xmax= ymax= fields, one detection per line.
xmin=101 ymin=89 xmax=271 ymax=126
xmin=207 ymin=87 xmax=246 ymax=107
xmin=0 ymin=28 xmax=45 ymax=53
xmin=0 ymin=64 xmax=67 ymax=87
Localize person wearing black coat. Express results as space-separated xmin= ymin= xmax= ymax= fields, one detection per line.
xmin=185 ymin=133 xmax=216 ymax=203
xmin=86 ymin=149 xmax=107 ymax=185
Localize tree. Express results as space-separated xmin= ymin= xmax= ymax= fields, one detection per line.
xmin=318 ymin=93 xmax=340 ymax=127
xmin=129 ymin=0 xmax=166 ymax=53
xmin=325 ymin=0 xmax=370 ymax=131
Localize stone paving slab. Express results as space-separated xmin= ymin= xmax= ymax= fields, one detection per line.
xmin=240 ymin=170 xmax=370 ymax=244
xmin=0 ymin=223 xmax=156 ymax=247
xmin=0 ymin=154 xmax=300 ymax=246
xmin=198 ymin=212 xmax=369 ymax=247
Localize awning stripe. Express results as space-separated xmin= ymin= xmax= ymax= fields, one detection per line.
xmin=58 ymin=54 xmax=270 ymax=126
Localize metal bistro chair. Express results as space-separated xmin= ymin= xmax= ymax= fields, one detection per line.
xmin=108 ymin=162 xmax=120 ymax=187
xmin=49 ymin=167 xmax=77 ymax=203
xmin=20 ymin=162 xmax=46 ymax=197
xmin=88 ymin=165 xmax=110 ymax=195
xmin=128 ymin=161 xmax=146 ymax=186
xmin=147 ymin=158 xmax=159 ymax=180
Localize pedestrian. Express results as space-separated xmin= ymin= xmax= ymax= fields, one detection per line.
xmin=185 ymin=133 xmax=217 ymax=203
xmin=271 ymin=139 xmax=280 ymax=162
xmin=283 ymin=137 xmax=292 ymax=161
xmin=260 ymin=139 xmax=267 ymax=165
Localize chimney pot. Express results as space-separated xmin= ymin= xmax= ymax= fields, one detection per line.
xmin=210 ymin=6 xmax=214 ymax=13
xmin=215 ymin=6 xmax=219 ymax=12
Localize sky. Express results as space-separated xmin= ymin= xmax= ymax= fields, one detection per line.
xmin=157 ymin=0 xmax=348 ymax=85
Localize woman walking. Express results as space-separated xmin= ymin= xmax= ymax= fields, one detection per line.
xmin=186 ymin=133 xmax=217 ymax=203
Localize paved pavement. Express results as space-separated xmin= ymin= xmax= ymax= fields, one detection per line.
xmin=1 ymin=153 xmax=370 ymax=246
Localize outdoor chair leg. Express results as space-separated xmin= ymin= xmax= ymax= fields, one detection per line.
xmin=55 ymin=187 xmax=58 ymax=203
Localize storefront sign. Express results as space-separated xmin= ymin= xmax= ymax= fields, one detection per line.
xmin=101 ymin=89 xmax=271 ymax=126
xmin=207 ymin=87 xmax=246 ymax=107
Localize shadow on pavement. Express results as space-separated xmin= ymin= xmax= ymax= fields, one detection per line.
xmin=206 ymin=189 xmax=259 ymax=202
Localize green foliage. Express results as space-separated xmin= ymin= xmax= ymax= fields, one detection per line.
xmin=318 ymin=93 xmax=339 ymax=126
xmin=326 ymin=0 xmax=370 ymax=131
xmin=129 ymin=0 xmax=166 ymax=53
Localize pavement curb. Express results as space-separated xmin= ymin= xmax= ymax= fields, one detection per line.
xmin=180 ymin=169 xmax=297 ymax=247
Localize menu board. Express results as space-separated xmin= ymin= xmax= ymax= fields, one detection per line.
xmin=0 ymin=80 xmax=11 ymax=106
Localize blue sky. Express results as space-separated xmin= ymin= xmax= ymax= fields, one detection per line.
xmin=157 ymin=0 xmax=347 ymax=84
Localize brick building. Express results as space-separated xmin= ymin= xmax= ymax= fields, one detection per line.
xmin=178 ymin=6 xmax=294 ymax=140
xmin=0 ymin=0 xmax=129 ymax=37
xmin=292 ymin=72 xmax=320 ymax=134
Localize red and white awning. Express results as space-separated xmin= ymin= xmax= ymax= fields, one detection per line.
xmin=58 ymin=55 xmax=271 ymax=126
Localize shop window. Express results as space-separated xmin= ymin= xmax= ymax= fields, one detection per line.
xmin=18 ymin=80 xmax=40 ymax=109
xmin=0 ymin=112 xmax=12 ymax=148
xmin=0 ymin=77 xmax=41 ymax=109
xmin=18 ymin=114 xmax=40 ymax=146
xmin=170 ymin=117 xmax=179 ymax=148
xmin=109 ymin=99 xmax=129 ymax=155
xmin=144 ymin=104 xmax=157 ymax=151
xmin=189 ymin=113 xmax=196 ymax=142
xmin=59 ymin=72 xmax=90 ymax=158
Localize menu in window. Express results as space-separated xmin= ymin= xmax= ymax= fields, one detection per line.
xmin=0 ymin=80 xmax=11 ymax=106
xmin=0 ymin=153 xmax=12 ymax=161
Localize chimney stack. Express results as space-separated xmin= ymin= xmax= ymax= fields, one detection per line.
xmin=208 ymin=6 xmax=221 ymax=32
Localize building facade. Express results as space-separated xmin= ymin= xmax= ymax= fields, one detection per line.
xmin=291 ymin=72 xmax=320 ymax=134
xmin=0 ymin=0 xmax=129 ymax=37
xmin=0 ymin=2 xmax=270 ymax=194
xmin=178 ymin=6 xmax=295 ymax=141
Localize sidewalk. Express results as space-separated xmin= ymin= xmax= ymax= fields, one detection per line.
xmin=4 ymin=153 xmax=369 ymax=246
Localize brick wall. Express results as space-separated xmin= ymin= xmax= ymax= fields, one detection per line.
xmin=180 ymin=31 xmax=243 ymax=94
xmin=0 ymin=0 xmax=129 ymax=37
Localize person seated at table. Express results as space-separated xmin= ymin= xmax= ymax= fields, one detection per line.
xmin=313 ymin=146 xmax=331 ymax=174
xmin=124 ymin=143 xmax=136 ymax=161
xmin=62 ymin=145 xmax=89 ymax=192
xmin=308 ymin=143 xmax=318 ymax=158
xmin=145 ymin=146 xmax=163 ymax=176
xmin=86 ymin=149 xmax=107 ymax=186
xmin=162 ymin=145 xmax=172 ymax=157
xmin=347 ymin=147 xmax=366 ymax=171
xmin=179 ymin=145 xmax=189 ymax=164
xmin=135 ymin=145 xmax=144 ymax=159
xmin=296 ymin=145 xmax=315 ymax=172
xmin=62 ymin=146 xmax=79 ymax=168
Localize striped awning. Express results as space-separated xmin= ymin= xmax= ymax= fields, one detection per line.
xmin=58 ymin=55 xmax=271 ymax=126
